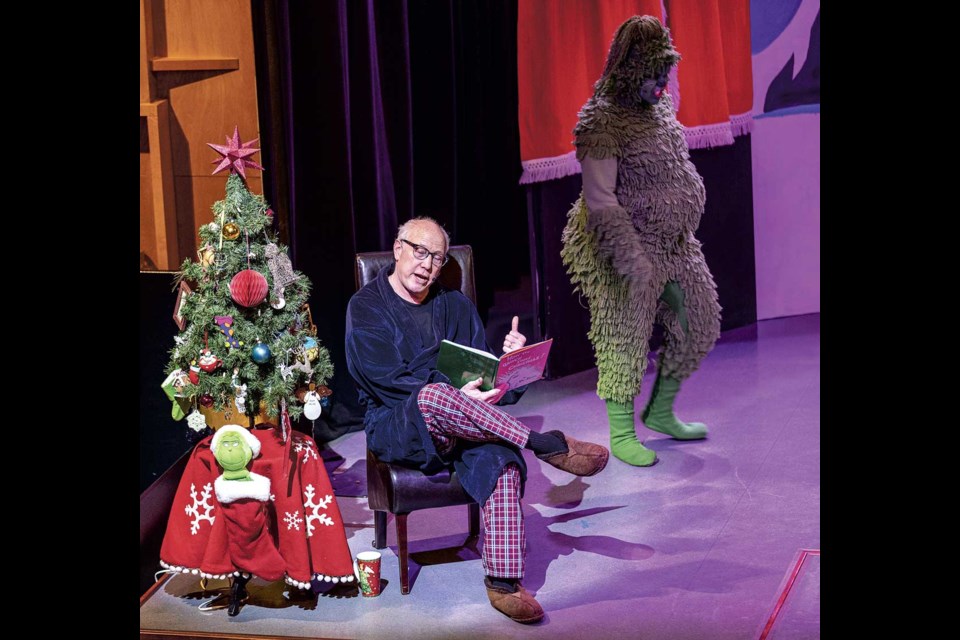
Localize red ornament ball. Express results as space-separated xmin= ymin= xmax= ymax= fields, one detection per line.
xmin=230 ymin=269 xmax=268 ymax=307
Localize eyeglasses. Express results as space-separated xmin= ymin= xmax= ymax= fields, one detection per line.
xmin=400 ymin=238 xmax=449 ymax=267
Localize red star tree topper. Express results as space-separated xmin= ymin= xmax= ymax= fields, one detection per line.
xmin=207 ymin=125 xmax=265 ymax=179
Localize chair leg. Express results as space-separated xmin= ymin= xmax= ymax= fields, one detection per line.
xmin=468 ymin=502 xmax=480 ymax=538
xmin=396 ymin=513 xmax=410 ymax=595
xmin=373 ymin=510 xmax=387 ymax=549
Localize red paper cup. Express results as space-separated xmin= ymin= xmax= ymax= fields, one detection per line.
xmin=355 ymin=551 xmax=382 ymax=597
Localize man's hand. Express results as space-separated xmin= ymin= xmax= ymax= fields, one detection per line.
xmin=502 ymin=316 xmax=527 ymax=354
xmin=461 ymin=378 xmax=506 ymax=404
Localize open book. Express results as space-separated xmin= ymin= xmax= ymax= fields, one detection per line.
xmin=436 ymin=338 xmax=553 ymax=392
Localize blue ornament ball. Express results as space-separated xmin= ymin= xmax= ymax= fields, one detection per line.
xmin=252 ymin=342 xmax=272 ymax=364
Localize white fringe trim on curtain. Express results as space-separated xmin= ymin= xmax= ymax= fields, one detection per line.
xmin=522 ymin=112 xmax=755 ymax=185
xmin=730 ymin=110 xmax=754 ymax=137
xmin=683 ymin=111 xmax=754 ymax=149
xmin=683 ymin=121 xmax=735 ymax=150
xmin=520 ymin=150 xmax=581 ymax=184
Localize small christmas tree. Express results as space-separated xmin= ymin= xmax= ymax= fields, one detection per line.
xmin=162 ymin=127 xmax=333 ymax=438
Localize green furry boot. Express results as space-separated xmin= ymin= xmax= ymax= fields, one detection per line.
xmin=641 ymin=374 xmax=708 ymax=440
xmin=605 ymin=399 xmax=657 ymax=466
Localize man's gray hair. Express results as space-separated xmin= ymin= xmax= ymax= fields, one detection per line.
xmin=397 ymin=216 xmax=450 ymax=250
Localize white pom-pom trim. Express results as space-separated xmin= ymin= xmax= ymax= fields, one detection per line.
xmin=284 ymin=577 xmax=312 ymax=590
xmin=160 ymin=561 xmax=353 ymax=588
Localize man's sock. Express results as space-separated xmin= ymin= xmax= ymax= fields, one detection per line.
xmin=525 ymin=430 xmax=568 ymax=457
xmin=487 ymin=576 xmax=519 ymax=593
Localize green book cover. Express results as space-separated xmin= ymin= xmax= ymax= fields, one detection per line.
xmin=436 ymin=339 xmax=552 ymax=392
xmin=436 ymin=340 xmax=501 ymax=391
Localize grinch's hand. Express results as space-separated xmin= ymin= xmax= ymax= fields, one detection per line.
xmin=659 ymin=281 xmax=688 ymax=333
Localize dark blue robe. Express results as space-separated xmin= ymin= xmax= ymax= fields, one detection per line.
xmin=345 ymin=267 xmax=527 ymax=504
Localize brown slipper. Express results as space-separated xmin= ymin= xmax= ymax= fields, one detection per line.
xmin=537 ymin=430 xmax=609 ymax=476
xmin=484 ymin=578 xmax=544 ymax=624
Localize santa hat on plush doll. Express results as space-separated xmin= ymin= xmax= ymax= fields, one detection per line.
xmin=211 ymin=425 xmax=271 ymax=503
xmin=212 ymin=424 xmax=262 ymax=457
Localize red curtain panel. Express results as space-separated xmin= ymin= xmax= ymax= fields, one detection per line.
xmin=518 ymin=0 xmax=752 ymax=184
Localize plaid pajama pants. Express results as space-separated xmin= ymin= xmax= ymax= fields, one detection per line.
xmin=417 ymin=382 xmax=529 ymax=578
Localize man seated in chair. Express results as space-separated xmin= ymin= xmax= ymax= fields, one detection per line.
xmin=345 ymin=216 xmax=609 ymax=624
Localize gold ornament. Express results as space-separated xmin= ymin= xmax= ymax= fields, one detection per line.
xmin=223 ymin=222 xmax=241 ymax=240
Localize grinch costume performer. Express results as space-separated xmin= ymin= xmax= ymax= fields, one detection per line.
xmin=561 ymin=15 xmax=721 ymax=467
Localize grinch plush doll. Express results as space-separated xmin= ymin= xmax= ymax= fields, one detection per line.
xmin=211 ymin=425 xmax=285 ymax=616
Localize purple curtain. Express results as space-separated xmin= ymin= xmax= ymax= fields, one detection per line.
xmin=255 ymin=0 xmax=527 ymax=440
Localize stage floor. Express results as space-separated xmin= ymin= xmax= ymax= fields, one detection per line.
xmin=141 ymin=313 xmax=820 ymax=640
